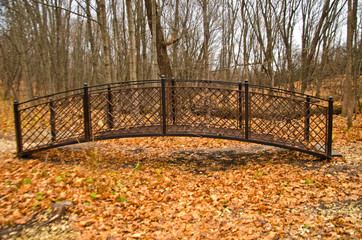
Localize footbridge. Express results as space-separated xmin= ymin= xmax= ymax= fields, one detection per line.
xmin=14 ymin=77 xmax=334 ymax=158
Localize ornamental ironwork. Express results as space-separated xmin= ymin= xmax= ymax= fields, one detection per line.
xmin=14 ymin=77 xmax=334 ymax=158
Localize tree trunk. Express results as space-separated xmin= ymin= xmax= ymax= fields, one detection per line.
xmin=135 ymin=0 xmax=142 ymax=80
xmin=141 ymin=1 xmax=147 ymax=79
xmin=172 ymin=0 xmax=180 ymax=78
xmin=150 ymin=0 xmax=158 ymax=78
xmin=144 ymin=0 xmax=173 ymax=78
xmin=202 ymin=0 xmax=209 ymax=80
xmin=241 ymin=0 xmax=250 ymax=80
xmin=126 ymin=0 xmax=137 ymax=81
xmin=343 ymin=0 xmax=357 ymax=128
xmin=96 ymin=0 xmax=112 ymax=83
xmin=86 ymin=0 xmax=98 ymax=85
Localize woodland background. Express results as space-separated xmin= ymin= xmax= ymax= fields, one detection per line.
xmin=0 ymin=0 xmax=361 ymax=127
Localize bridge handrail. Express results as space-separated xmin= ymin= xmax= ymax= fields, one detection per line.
xmin=17 ymin=80 xmax=161 ymax=107
xmin=17 ymin=79 xmax=330 ymax=108
xmin=14 ymin=78 xmax=333 ymax=159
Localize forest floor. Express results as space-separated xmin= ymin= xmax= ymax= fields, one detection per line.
xmin=0 ymin=101 xmax=360 ymax=239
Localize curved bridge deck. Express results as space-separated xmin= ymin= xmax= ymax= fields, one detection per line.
xmin=14 ymin=78 xmax=334 ymax=158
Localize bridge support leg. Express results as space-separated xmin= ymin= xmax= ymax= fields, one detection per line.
xmin=244 ymin=80 xmax=249 ymax=139
xmin=326 ymin=97 xmax=333 ymax=157
xmin=13 ymin=100 xmax=23 ymax=156
xmin=83 ymin=83 xmax=91 ymax=141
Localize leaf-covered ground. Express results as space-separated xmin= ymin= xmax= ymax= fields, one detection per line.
xmin=0 ymin=101 xmax=360 ymax=239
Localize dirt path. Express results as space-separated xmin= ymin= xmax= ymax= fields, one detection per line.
xmin=0 ymin=138 xmax=16 ymax=156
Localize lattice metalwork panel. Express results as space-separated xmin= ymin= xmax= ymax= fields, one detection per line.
xmin=307 ymin=103 xmax=328 ymax=151
xmin=167 ymin=86 xmax=242 ymax=137
xmin=106 ymin=87 xmax=162 ymax=134
xmin=249 ymin=91 xmax=327 ymax=152
xmin=89 ymin=91 xmax=110 ymax=135
xmin=52 ymin=95 xmax=84 ymax=142
xmin=19 ymin=103 xmax=52 ymax=151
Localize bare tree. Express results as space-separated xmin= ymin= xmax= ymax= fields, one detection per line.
xmin=202 ymin=0 xmax=210 ymax=80
xmin=144 ymin=0 xmax=174 ymax=78
xmin=244 ymin=0 xmax=278 ymax=86
xmin=150 ymin=0 xmax=158 ymax=78
xmin=172 ymin=0 xmax=180 ymax=78
xmin=126 ymin=0 xmax=137 ymax=81
xmin=273 ymin=0 xmax=301 ymax=90
xmin=85 ymin=0 xmax=99 ymax=85
xmin=96 ymin=0 xmax=112 ymax=83
xmin=0 ymin=0 xmax=357 ymax=105
xmin=343 ymin=0 xmax=358 ymax=128
xmin=300 ymin=0 xmax=343 ymax=93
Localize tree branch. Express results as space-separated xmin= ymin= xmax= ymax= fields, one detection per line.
xmin=30 ymin=0 xmax=98 ymax=23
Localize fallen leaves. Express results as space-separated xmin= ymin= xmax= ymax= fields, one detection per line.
xmin=1 ymin=140 xmax=360 ymax=239
xmin=0 ymin=98 xmax=361 ymax=239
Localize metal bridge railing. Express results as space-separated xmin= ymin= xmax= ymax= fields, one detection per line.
xmin=14 ymin=77 xmax=333 ymax=158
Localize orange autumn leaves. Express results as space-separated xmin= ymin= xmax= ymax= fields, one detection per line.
xmin=0 ymin=97 xmax=361 ymax=239
xmin=0 ymin=137 xmax=360 ymax=239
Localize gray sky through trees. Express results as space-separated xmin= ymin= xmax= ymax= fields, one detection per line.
xmin=0 ymin=0 xmax=360 ymax=103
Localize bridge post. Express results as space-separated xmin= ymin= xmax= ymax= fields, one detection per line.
xmin=13 ymin=100 xmax=23 ymax=156
xmin=244 ymin=80 xmax=249 ymax=139
xmin=83 ymin=83 xmax=91 ymax=141
xmin=326 ymin=97 xmax=333 ymax=157
xmin=161 ymin=75 xmax=167 ymax=134
xmin=171 ymin=77 xmax=176 ymax=124
xmin=49 ymin=97 xmax=56 ymax=141
xmin=107 ymin=84 xmax=114 ymax=129
xmin=304 ymin=96 xmax=311 ymax=141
